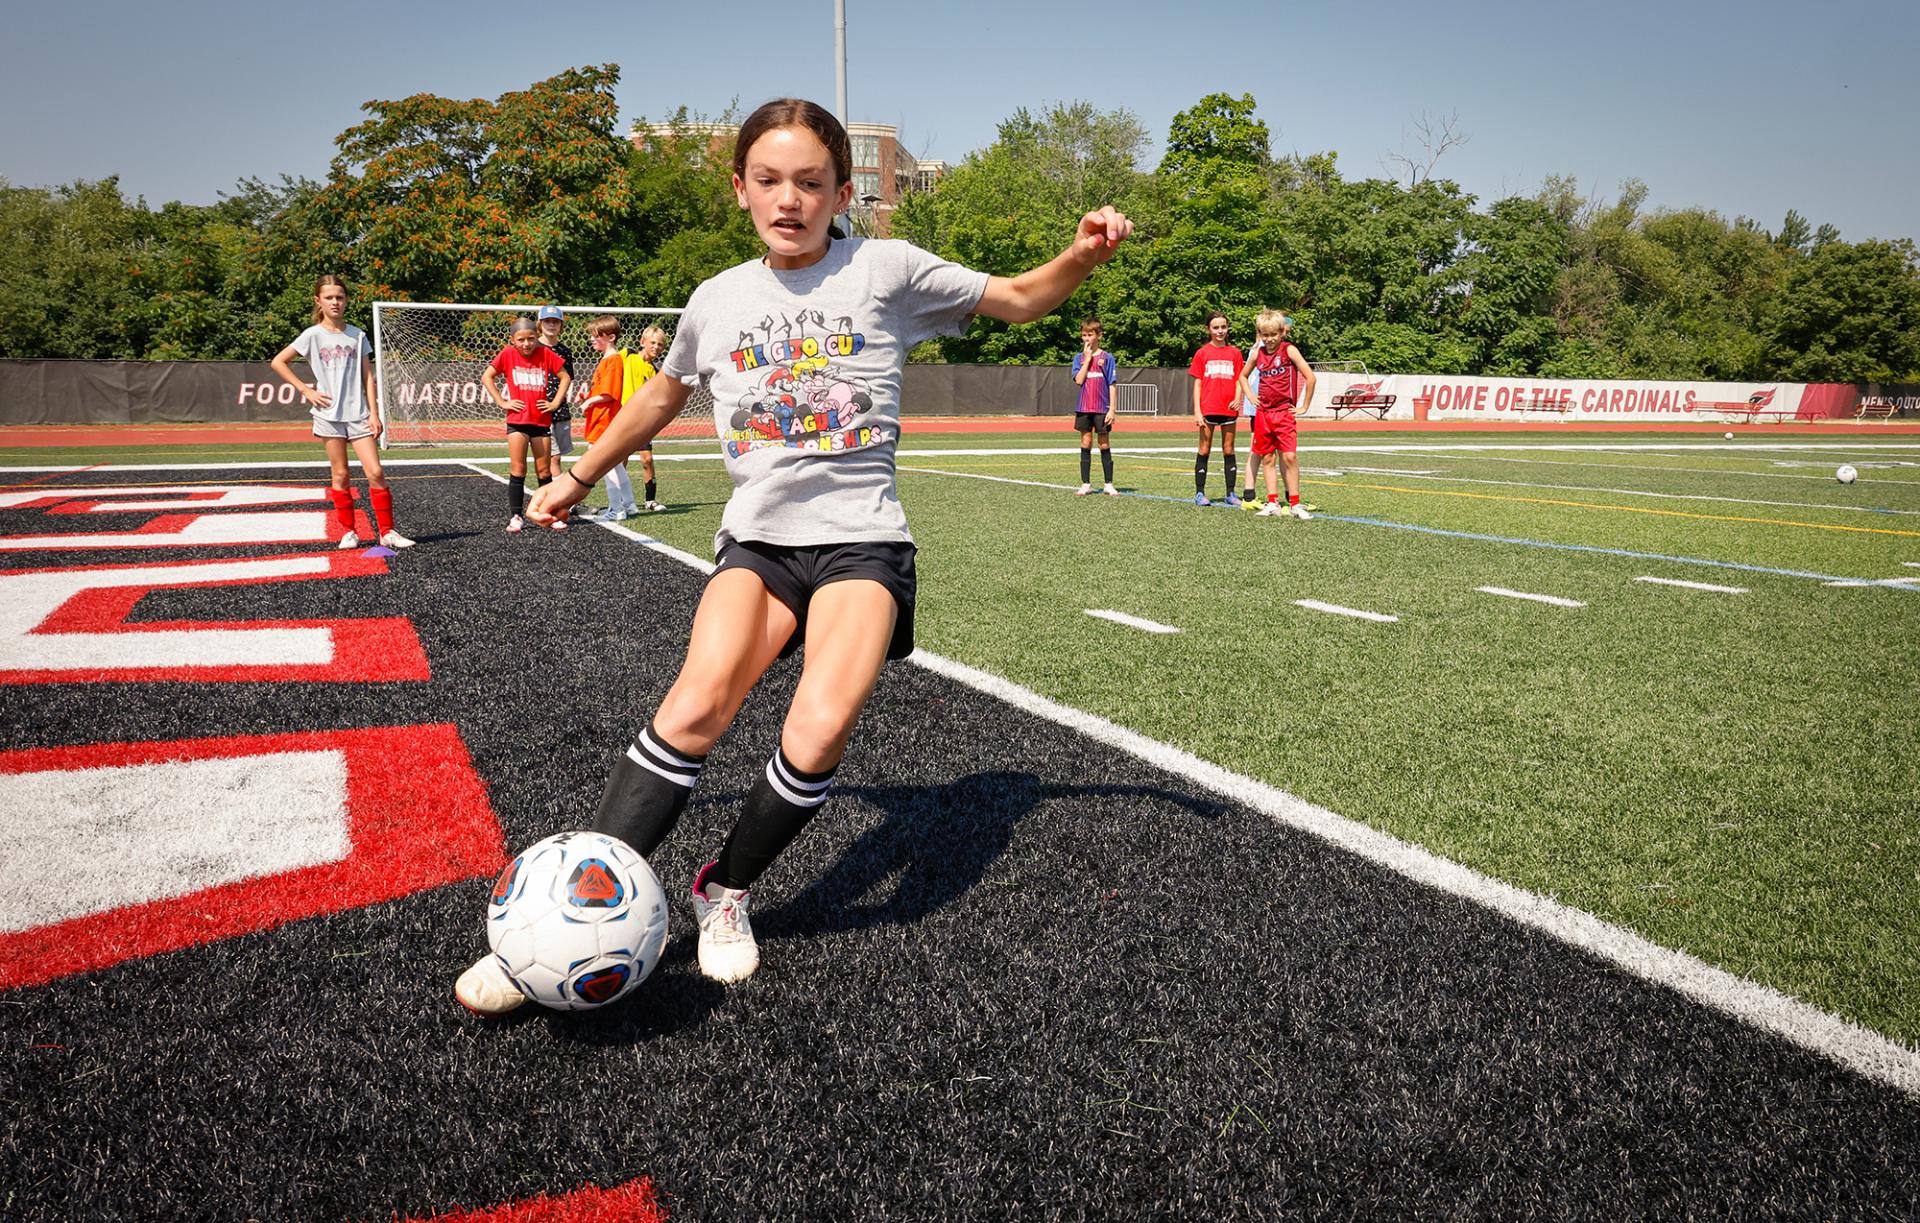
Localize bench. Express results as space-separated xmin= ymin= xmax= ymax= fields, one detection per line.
xmin=1855 ymin=398 xmax=1897 ymax=420
xmin=1516 ymin=397 xmax=1577 ymax=418
xmin=1328 ymin=391 xmax=1395 ymax=420
xmin=1700 ymin=401 xmax=1798 ymax=425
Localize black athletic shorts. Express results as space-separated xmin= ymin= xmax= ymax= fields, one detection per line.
xmin=1073 ymin=411 xmax=1112 ymax=434
xmin=506 ymin=422 xmax=552 ymax=439
xmin=1201 ymin=412 xmax=1239 ymax=427
xmin=711 ymin=538 xmax=918 ymax=660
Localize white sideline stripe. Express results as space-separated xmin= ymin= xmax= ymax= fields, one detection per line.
xmin=0 ymin=751 xmax=349 ymax=932
xmin=455 ymin=462 xmax=714 ymax=573
xmin=1635 ymin=575 xmax=1749 ymax=594
xmin=907 ymin=649 xmax=1920 ymax=1097
xmin=1905 ymin=562 xmax=1920 ymax=569
xmin=1295 ymin=599 xmax=1399 ymax=623
xmin=1824 ymin=576 xmax=1920 ymax=589
xmin=83 ymin=460 xmax=1920 ymax=1095
xmin=1476 ymin=586 xmax=1586 ymax=608
xmin=1084 ymin=609 xmax=1181 ymax=634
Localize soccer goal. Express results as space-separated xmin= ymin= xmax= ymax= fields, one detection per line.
xmin=371 ymin=303 xmax=715 ymax=447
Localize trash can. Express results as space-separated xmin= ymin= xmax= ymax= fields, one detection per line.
xmin=1413 ymin=396 xmax=1433 ymax=422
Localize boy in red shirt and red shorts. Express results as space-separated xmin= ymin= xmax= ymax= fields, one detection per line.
xmin=1235 ymin=309 xmax=1316 ymax=519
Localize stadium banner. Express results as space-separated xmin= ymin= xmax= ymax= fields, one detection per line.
xmin=1307 ymin=372 xmax=1862 ymax=423
xmin=0 ymin=359 xmax=1887 ymax=425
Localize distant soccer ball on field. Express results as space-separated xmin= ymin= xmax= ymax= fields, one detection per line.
xmin=1724 ymin=432 xmax=1734 ymax=440
xmin=486 ymin=831 xmax=669 ymax=1011
xmin=1836 ymin=465 xmax=1858 ymax=484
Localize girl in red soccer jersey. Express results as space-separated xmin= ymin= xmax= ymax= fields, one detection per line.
xmin=1187 ymin=311 xmax=1244 ymax=507
xmin=454 ymin=97 xmax=1132 ymax=1013
xmin=481 ymin=318 xmax=571 ymax=533
xmin=1235 ymin=309 xmax=1317 ymax=518
xmin=270 ymin=275 xmax=413 ymax=550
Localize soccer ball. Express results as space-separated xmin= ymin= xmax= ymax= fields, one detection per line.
xmin=485 ymin=831 xmax=669 ymax=1010
xmin=1724 ymin=432 xmax=1734 ymax=440
xmin=1836 ymin=465 xmax=1858 ymax=484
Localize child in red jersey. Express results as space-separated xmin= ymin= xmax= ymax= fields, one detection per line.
xmin=482 ymin=318 xmax=571 ymax=533
xmin=1234 ymin=309 xmax=1316 ymax=519
xmin=1186 ymin=311 xmax=1244 ymax=507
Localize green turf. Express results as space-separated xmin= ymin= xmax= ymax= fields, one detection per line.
xmin=7 ymin=428 xmax=1918 ymax=1044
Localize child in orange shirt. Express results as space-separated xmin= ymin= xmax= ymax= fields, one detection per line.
xmin=578 ymin=316 xmax=641 ymax=520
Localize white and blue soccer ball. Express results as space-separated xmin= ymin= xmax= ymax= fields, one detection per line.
xmin=485 ymin=831 xmax=669 ymax=1011
xmin=1836 ymin=465 xmax=1858 ymax=485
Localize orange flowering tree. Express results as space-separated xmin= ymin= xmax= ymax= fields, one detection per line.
xmin=316 ymin=66 xmax=631 ymax=305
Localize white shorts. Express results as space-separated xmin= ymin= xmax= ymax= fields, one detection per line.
xmin=312 ymin=416 xmax=376 ymax=441
xmin=550 ymin=417 xmax=574 ymax=455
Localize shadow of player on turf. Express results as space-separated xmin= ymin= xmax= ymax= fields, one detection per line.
xmin=761 ymin=770 xmax=1232 ymax=938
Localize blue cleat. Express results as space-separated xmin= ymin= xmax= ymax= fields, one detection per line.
xmin=1193 ymin=492 xmax=1211 ymax=507
xmin=1223 ymin=493 xmax=1242 ymax=508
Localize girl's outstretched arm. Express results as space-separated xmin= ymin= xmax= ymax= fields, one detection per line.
xmin=976 ymin=207 xmax=1133 ymax=325
xmin=527 ymin=374 xmax=692 ymax=524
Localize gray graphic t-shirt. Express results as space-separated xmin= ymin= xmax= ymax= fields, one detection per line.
xmin=662 ymin=238 xmax=988 ymax=552
xmin=291 ymin=324 xmax=372 ymax=424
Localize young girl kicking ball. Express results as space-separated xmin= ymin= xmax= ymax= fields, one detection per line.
xmin=270 ymin=274 xmax=412 ymax=549
xmin=455 ymin=97 xmax=1132 ymax=1013
xmin=481 ymin=318 xmax=571 ymax=533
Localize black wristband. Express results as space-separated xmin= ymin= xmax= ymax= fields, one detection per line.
xmin=567 ymin=469 xmax=595 ymax=491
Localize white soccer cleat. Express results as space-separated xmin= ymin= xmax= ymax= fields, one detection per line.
xmin=646 ymin=501 xmax=665 ymax=512
xmin=1103 ymin=483 xmax=1119 ymax=496
xmin=550 ymin=517 xmax=568 ymax=532
xmin=1257 ymin=502 xmax=1282 ymax=517
xmin=378 ymin=531 xmax=415 ymax=549
xmin=454 ymin=954 xmax=527 ymax=1016
xmin=336 ymin=530 xmax=360 ymax=550
xmin=506 ymin=515 xmax=524 ymax=534
xmin=691 ymin=861 xmax=759 ymax=984
xmin=1289 ymin=503 xmax=1314 ymax=520
xmin=1075 ymin=482 xmax=1092 ymax=496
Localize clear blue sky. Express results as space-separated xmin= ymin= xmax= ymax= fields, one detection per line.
xmin=3 ymin=0 xmax=1913 ymax=243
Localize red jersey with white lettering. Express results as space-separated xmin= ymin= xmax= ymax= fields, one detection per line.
xmin=1251 ymin=341 xmax=1303 ymax=412
xmin=1187 ymin=342 xmax=1244 ymax=415
xmin=489 ymin=345 xmax=567 ymax=425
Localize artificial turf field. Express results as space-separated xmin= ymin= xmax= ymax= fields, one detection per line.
xmin=1 ymin=424 xmax=1916 ymax=1219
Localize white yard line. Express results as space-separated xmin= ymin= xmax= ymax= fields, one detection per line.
xmin=1083 ymin=609 xmax=1181 ymax=634
xmin=1339 ymin=468 xmax=1920 ymax=517
xmin=1635 ymin=575 xmax=1749 ymax=594
xmin=1294 ymin=599 xmax=1400 ymax=623
xmin=1476 ymin=586 xmax=1586 ymax=608
xmin=910 ymin=651 xmax=1920 ymax=1098
xmin=456 ymin=462 xmax=715 ymax=573
xmin=26 ymin=458 xmax=1920 ymax=1096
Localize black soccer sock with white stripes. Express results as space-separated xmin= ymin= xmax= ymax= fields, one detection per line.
xmin=1224 ymin=452 xmax=1237 ymax=493
xmin=710 ymin=748 xmax=836 ymax=890
xmin=1100 ymin=448 xmax=1114 ymax=484
xmin=1194 ymin=455 xmax=1208 ymax=495
xmin=592 ymin=721 xmax=708 ymax=857
xmin=1080 ymin=448 xmax=1092 ymax=484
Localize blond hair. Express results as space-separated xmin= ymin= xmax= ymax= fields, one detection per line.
xmin=640 ymin=325 xmax=668 ymax=346
xmin=1255 ymin=308 xmax=1291 ymax=336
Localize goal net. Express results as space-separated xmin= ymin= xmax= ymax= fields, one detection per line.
xmin=371 ymin=303 xmax=715 ymax=446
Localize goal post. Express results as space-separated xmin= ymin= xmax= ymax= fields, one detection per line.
xmin=371 ymin=302 xmax=714 ymax=447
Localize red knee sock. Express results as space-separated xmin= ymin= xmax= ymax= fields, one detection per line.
xmin=327 ymin=488 xmax=355 ymax=531
xmin=369 ymin=486 xmax=394 ymax=534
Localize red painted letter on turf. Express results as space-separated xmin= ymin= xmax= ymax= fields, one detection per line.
xmin=0 ymin=725 xmax=507 ymax=990
xmin=0 ymin=552 xmax=429 ymax=683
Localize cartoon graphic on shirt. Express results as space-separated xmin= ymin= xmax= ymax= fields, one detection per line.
xmin=724 ymin=311 xmax=886 ymax=459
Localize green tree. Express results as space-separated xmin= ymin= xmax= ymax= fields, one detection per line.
xmin=1157 ymin=92 xmax=1270 ymax=190
xmin=1768 ymin=239 xmax=1920 ymax=381
xmin=315 ymin=66 xmax=631 ymax=304
xmin=895 ymin=101 xmax=1150 ymax=363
